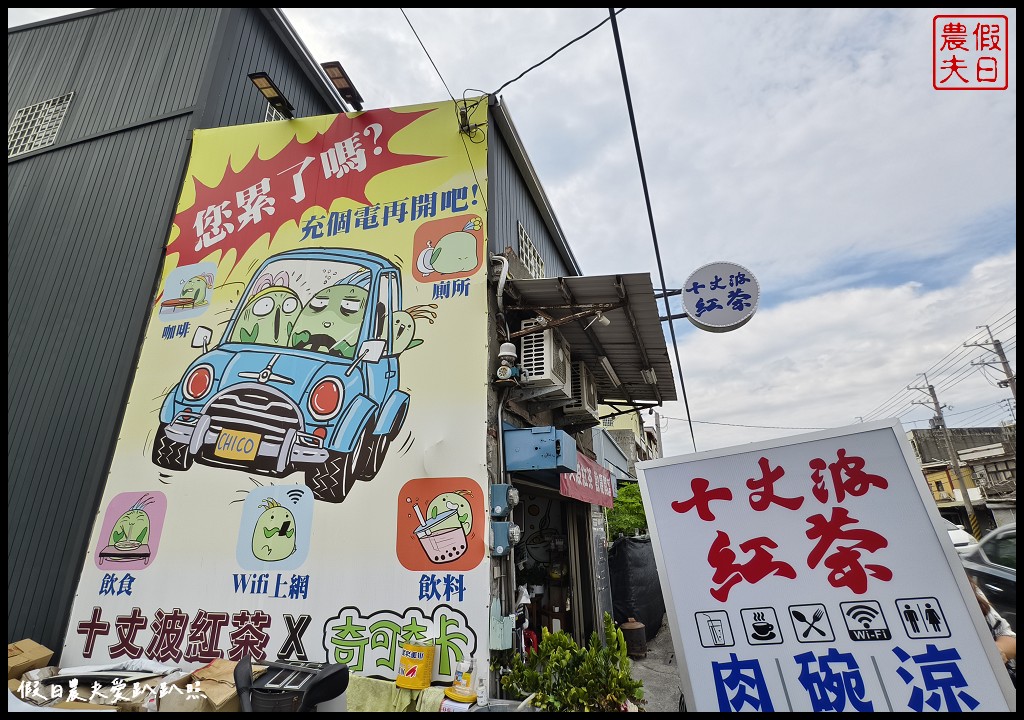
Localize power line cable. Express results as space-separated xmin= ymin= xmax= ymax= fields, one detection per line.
xmin=661 ymin=415 xmax=825 ymax=431
xmin=401 ymin=8 xmax=455 ymax=102
xmin=861 ymin=307 xmax=1016 ymax=422
xmin=607 ymin=7 xmax=697 ymax=453
xmin=490 ymin=9 xmax=626 ymax=97
xmin=399 ymin=11 xmax=489 ymax=215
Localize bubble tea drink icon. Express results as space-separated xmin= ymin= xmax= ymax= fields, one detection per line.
xmin=414 ymin=501 xmax=468 ymax=564
xmin=700 ymin=612 xmax=730 ymax=647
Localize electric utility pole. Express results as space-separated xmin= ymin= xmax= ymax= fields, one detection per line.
xmin=1002 ymin=398 xmax=1016 ymax=423
xmin=910 ymin=374 xmax=980 ymax=539
xmin=966 ymin=325 xmax=1016 ymax=402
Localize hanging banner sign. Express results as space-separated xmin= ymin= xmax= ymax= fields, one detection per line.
xmin=561 ymin=453 xmax=614 ymax=508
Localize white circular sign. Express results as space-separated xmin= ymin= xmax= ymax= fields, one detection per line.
xmin=680 ymin=261 xmax=759 ymax=332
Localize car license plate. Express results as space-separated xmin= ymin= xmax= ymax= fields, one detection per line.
xmin=214 ymin=428 xmax=261 ymax=461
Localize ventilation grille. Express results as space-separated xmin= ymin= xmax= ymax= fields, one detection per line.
xmin=563 ymin=362 xmax=599 ymax=419
xmin=519 ymin=318 xmax=571 ymax=398
xmin=517 ymin=222 xmax=545 ymax=279
xmin=8 ymin=92 xmax=74 ymax=158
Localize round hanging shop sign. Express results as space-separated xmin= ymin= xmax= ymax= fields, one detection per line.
xmin=680 ymin=261 xmax=759 ymax=333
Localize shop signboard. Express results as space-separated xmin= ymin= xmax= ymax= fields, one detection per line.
xmin=638 ymin=418 xmax=1015 ymax=712
xmin=560 ymin=452 xmax=615 ymax=508
xmin=61 ymin=98 xmax=493 ymax=685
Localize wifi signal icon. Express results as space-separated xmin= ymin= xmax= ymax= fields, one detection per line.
xmin=286 ymin=488 xmax=305 ymax=505
xmin=845 ymin=603 xmax=880 ymax=628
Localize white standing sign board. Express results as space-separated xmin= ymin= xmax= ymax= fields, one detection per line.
xmin=638 ymin=419 xmax=1015 ymax=712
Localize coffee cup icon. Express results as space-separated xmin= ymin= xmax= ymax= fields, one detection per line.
xmin=751 ymin=621 xmax=776 ymax=640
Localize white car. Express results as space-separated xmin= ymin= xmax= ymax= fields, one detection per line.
xmin=942 ymin=517 xmax=979 ymax=555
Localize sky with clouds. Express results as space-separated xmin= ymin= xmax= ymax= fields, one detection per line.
xmin=10 ymin=8 xmax=1016 ymax=458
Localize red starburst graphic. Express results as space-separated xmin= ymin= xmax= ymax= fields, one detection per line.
xmin=167 ymin=107 xmax=440 ymax=273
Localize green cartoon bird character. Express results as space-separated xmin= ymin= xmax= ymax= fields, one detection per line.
xmin=252 ymin=498 xmax=297 ymax=562
xmin=290 ymin=273 xmax=371 ymax=358
xmin=390 ymin=303 xmax=438 ymax=353
xmin=416 ymin=218 xmax=481 ymax=276
xmin=426 ymin=490 xmax=474 ymax=536
xmin=109 ymin=494 xmax=155 ymax=550
xmin=181 ymin=273 xmax=214 ymax=306
xmin=229 ymin=272 xmax=301 ymax=346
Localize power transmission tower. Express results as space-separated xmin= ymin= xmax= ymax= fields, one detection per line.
xmin=909 ymin=373 xmax=981 ymax=539
xmin=966 ymin=325 xmax=1016 ymax=402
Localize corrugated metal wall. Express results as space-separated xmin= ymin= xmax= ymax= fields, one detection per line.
xmin=487 ymin=124 xmax=572 ymax=278
xmin=7 ymin=7 xmax=341 ymax=653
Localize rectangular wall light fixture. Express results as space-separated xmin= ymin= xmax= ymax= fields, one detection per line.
xmin=248 ymin=72 xmax=294 ymax=119
xmin=599 ymin=356 xmax=622 ymax=387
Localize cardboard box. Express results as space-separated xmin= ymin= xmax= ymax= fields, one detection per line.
xmin=51 ymin=701 xmax=119 ymax=711
xmin=7 ymin=639 xmax=54 ymax=680
xmin=157 ymin=659 xmax=262 ymax=713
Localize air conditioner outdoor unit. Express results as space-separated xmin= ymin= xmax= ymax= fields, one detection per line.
xmin=563 ymin=361 xmax=599 ymax=420
xmin=518 ymin=318 xmax=571 ymax=400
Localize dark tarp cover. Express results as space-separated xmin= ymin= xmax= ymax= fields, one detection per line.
xmin=608 ymin=536 xmax=665 ymax=641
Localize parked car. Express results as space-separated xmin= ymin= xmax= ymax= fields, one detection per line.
xmin=960 ymin=522 xmax=1016 ymax=629
xmin=943 ymin=517 xmax=980 ymax=555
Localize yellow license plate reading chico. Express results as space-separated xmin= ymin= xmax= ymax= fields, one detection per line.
xmin=214 ymin=428 xmax=261 ymax=460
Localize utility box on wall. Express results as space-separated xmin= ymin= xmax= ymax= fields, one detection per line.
xmin=504 ymin=426 xmax=577 ymax=476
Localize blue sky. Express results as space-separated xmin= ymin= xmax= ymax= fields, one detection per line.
xmin=10 ymin=8 xmax=1016 ymax=455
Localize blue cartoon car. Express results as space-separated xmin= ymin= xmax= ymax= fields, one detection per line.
xmin=152 ymin=248 xmax=414 ymax=504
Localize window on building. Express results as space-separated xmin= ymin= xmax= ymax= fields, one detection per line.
xmin=264 ymin=102 xmax=287 ymax=123
xmin=517 ymin=222 xmax=545 ymax=279
xmin=8 ymin=92 xmax=74 ymax=158
xmin=935 ymin=481 xmax=944 ymax=493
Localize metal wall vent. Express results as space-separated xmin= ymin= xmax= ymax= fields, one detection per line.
xmin=8 ymin=93 xmax=74 ymax=158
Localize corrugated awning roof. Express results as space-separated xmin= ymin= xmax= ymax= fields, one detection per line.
xmin=503 ymin=273 xmax=677 ymax=407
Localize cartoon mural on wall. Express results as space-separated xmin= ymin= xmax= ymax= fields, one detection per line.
xmin=158 ymin=262 xmax=217 ymax=321
xmin=397 ymin=478 xmax=486 ymax=571
xmin=152 ymin=247 xmax=419 ymax=504
xmin=64 ymin=97 xmax=492 ymax=683
xmin=94 ymin=492 xmax=167 ymax=569
xmin=236 ymin=485 xmax=314 ymax=570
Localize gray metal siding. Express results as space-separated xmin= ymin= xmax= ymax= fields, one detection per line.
xmin=8 ymin=116 xmax=195 ymax=649
xmin=487 ymin=125 xmax=571 ymax=278
xmin=200 ymin=8 xmax=337 ymax=129
xmin=8 ymin=8 xmax=220 ymax=143
xmin=7 ymin=6 xmax=339 ymax=654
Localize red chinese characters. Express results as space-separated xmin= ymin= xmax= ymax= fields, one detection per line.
xmin=933 ymin=15 xmax=1009 ymax=90
xmin=668 ymin=449 xmax=894 ymax=601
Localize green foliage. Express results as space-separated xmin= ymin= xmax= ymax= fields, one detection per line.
xmin=500 ymin=613 xmax=646 ymax=712
xmin=607 ymin=482 xmax=648 ymax=538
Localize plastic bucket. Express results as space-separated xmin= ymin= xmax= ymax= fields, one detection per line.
xmin=396 ymin=640 xmax=435 ymax=690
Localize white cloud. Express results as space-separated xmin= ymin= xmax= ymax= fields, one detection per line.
xmin=12 ymin=8 xmax=1015 ymax=458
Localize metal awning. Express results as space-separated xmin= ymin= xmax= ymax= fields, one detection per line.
xmin=503 ymin=273 xmax=677 ymax=407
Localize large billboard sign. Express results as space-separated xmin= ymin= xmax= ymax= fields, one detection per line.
xmin=638 ymin=419 xmax=1015 ymax=712
xmin=62 ymin=98 xmax=492 ymax=684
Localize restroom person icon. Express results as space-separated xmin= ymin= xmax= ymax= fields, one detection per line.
xmin=902 ymin=604 xmax=921 ymax=633
xmin=924 ymin=604 xmax=942 ymax=632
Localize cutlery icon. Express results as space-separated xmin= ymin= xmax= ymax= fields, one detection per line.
xmin=793 ymin=608 xmax=827 ymax=638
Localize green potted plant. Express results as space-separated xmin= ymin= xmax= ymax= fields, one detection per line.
xmin=500 ymin=613 xmax=646 ymax=712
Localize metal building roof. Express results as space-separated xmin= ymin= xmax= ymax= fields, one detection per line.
xmin=503 ymin=273 xmax=677 ymax=408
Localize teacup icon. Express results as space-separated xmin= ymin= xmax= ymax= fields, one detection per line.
xmin=750 ymin=621 xmax=776 ymax=640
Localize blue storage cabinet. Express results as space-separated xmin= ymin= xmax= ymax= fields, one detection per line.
xmin=503 ymin=426 xmax=577 ymax=475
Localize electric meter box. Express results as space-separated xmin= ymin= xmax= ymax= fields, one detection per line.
xmin=503 ymin=426 xmax=577 ymax=475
